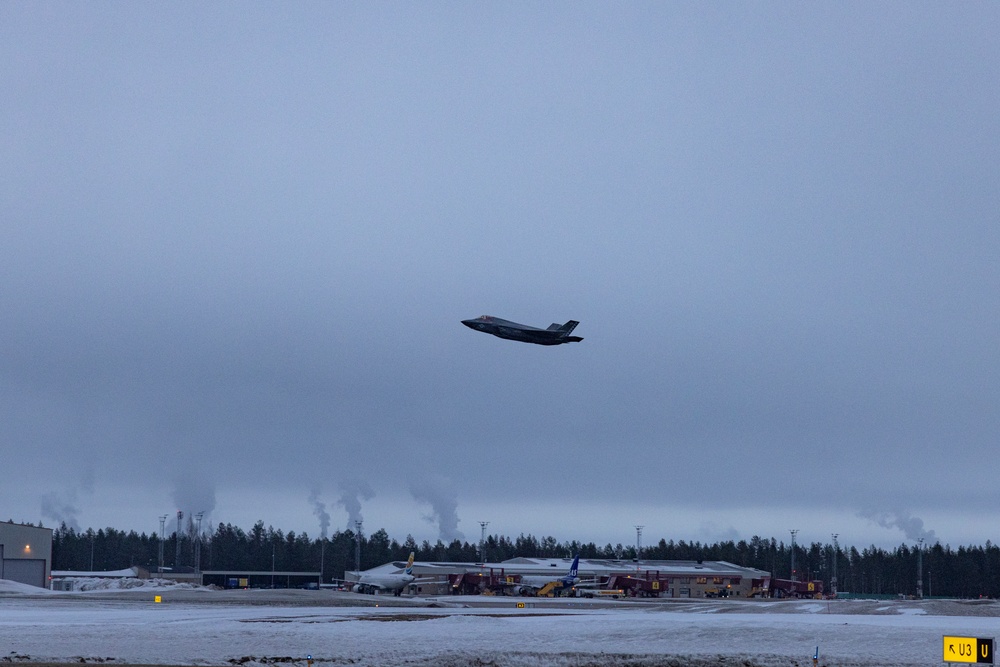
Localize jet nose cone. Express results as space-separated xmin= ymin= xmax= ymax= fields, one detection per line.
xmin=461 ymin=319 xmax=477 ymax=329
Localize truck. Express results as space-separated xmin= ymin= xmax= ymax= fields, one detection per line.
xmin=768 ymin=578 xmax=824 ymax=599
xmin=575 ymin=588 xmax=624 ymax=599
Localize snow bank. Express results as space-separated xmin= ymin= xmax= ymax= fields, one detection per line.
xmin=55 ymin=576 xmax=210 ymax=592
xmin=0 ymin=579 xmax=56 ymax=595
xmin=2 ymin=597 xmax=999 ymax=666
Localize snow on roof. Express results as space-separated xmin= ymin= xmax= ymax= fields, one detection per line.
xmin=391 ymin=557 xmax=768 ymax=578
xmin=51 ymin=567 xmax=139 ymax=578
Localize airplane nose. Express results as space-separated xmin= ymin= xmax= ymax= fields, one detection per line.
xmin=461 ymin=319 xmax=477 ymax=329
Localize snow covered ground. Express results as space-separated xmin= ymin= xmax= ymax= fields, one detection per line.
xmin=3 ymin=579 xmax=1000 ymax=666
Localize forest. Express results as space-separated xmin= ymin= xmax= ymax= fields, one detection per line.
xmin=49 ymin=521 xmax=1000 ymax=599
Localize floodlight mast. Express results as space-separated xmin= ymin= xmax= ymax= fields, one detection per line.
xmin=354 ymin=520 xmax=363 ymax=574
xmin=635 ymin=525 xmax=644 ymax=565
xmin=158 ymin=515 xmax=167 ymax=578
xmin=917 ymin=537 xmax=924 ymax=599
xmin=320 ymin=539 xmax=326 ymax=585
xmin=830 ymin=534 xmax=839 ymax=597
xmin=789 ymin=529 xmax=799 ymax=582
xmin=194 ymin=512 xmax=204 ymax=574
xmin=479 ymin=521 xmax=489 ymax=564
xmin=175 ymin=510 xmax=183 ymax=569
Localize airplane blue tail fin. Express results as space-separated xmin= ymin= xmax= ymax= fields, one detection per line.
xmin=568 ymin=554 xmax=579 ymax=578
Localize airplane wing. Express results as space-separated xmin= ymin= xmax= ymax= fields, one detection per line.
xmin=515 ymin=328 xmax=565 ymax=339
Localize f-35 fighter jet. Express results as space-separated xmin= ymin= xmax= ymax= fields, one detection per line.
xmin=461 ymin=315 xmax=583 ymax=345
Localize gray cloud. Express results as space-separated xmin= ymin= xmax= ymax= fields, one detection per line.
xmin=1 ymin=4 xmax=998 ymax=549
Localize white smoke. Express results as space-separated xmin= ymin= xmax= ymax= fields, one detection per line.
xmin=41 ymin=466 xmax=97 ymax=532
xmin=858 ymin=508 xmax=937 ymax=543
xmin=308 ymin=488 xmax=331 ymax=539
xmin=40 ymin=490 xmax=82 ymax=532
xmin=336 ymin=480 xmax=374 ymax=531
xmin=170 ymin=473 xmax=216 ymax=533
xmin=410 ymin=476 xmax=464 ymax=542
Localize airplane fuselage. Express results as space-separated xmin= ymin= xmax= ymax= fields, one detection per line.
xmin=356 ymin=572 xmax=414 ymax=592
xmin=462 ymin=316 xmax=583 ymax=345
xmin=354 ymin=552 xmax=416 ymax=596
xmin=519 ymin=574 xmax=579 ymax=588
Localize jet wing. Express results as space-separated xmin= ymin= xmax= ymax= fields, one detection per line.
xmin=513 ymin=328 xmax=565 ymax=338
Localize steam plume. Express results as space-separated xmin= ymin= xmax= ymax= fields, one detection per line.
xmin=309 ymin=488 xmax=331 ymax=539
xmin=337 ymin=480 xmax=374 ymax=531
xmin=40 ymin=491 xmax=81 ymax=532
xmin=171 ymin=473 xmax=217 ymax=533
xmin=410 ymin=476 xmax=464 ymax=542
xmin=858 ymin=508 xmax=937 ymax=543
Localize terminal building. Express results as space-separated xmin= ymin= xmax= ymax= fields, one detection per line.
xmin=350 ymin=556 xmax=771 ymax=598
xmin=0 ymin=521 xmax=52 ymax=588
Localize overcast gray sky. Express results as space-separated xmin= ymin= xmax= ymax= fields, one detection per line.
xmin=3 ymin=3 xmax=998 ymax=550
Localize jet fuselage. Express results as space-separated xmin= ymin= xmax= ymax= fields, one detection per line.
xmin=462 ymin=316 xmax=583 ymax=345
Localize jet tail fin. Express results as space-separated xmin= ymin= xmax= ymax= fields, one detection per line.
xmin=568 ymin=554 xmax=579 ymax=578
xmin=558 ymin=321 xmax=579 ymax=335
xmin=404 ymin=551 xmax=415 ymax=575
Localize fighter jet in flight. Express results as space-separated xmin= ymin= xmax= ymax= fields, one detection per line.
xmin=461 ymin=315 xmax=583 ymax=345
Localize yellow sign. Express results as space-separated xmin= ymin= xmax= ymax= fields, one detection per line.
xmin=652 ymin=581 xmax=659 ymax=590
xmin=154 ymin=596 xmax=161 ymax=604
xmin=943 ymin=636 xmax=994 ymax=664
xmin=516 ymin=602 xmax=525 ymax=609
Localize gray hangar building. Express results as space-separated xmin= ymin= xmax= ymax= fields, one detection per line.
xmin=362 ymin=556 xmax=771 ymax=598
xmin=0 ymin=521 xmax=53 ymax=588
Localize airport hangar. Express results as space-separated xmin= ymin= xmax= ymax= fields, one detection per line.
xmin=0 ymin=521 xmax=52 ymax=588
xmin=351 ymin=556 xmax=771 ymax=598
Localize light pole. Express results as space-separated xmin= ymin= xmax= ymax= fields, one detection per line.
xmin=917 ymin=537 xmax=924 ymax=599
xmin=194 ymin=512 xmax=204 ymax=574
xmin=158 ymin=515 xmax=167 ymax=578
xmin=354 ymin=520 xmax=363 ymax=574
xmin=271 ymin=542 xmax=275 ymax=588
xmin=175 ymin=510 xmax=183 ymax=569
xmin=478 ymin=521 xmax=489 ymax=564
xmin=789 ymin=529 xmax=799 ymax=582
xmin=635 ymin=525 xmax=644 ymax=564
xmin=320 ymin=538 xmax=326 ymax=585
xmin=831 ymin=534 xmax=839 ymax=597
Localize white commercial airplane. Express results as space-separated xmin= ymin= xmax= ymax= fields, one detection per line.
xmin=353 ymin=552 xmax=415 ymax=596
xmin=505 ymin=555 xmax=581 ymax=596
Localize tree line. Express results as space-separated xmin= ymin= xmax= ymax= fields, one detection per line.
xmin=49 ymin=521 xmax=1000 ymax=598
